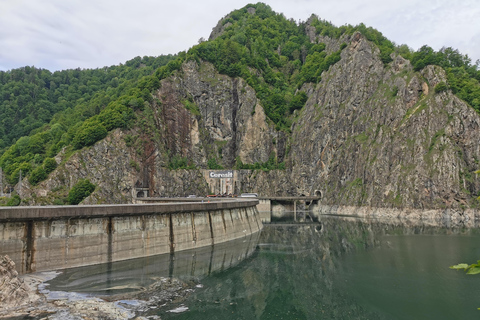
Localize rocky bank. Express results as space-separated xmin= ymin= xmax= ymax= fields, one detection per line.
xmin=0 ymin=255 xmax=42 ymax=311
xmin=0 ymin=255 xmax=196 ymax=319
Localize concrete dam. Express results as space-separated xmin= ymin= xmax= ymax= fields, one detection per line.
xmin=0 ymin=199 xmax=262 ymax=274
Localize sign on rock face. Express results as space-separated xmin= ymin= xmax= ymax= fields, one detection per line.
xmin=209 ymin=170 xmax=234 ymax=179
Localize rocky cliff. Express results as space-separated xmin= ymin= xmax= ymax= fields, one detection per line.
xmin=19 ymin=12 xmax=480 ymax=211
xmin=288 ymin=30 xmax=480 ymax=209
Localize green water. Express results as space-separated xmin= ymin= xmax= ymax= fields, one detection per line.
xmin=47 ymin=215 xmax=480 ymax=319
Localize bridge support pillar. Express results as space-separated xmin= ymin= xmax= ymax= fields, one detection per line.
xmin=294 ymin=200 xmax=297 ymax=222
xmin=257 ymin=199 xmax=271 ymax=223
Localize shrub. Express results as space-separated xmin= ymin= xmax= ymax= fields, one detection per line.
xmin=182 ymin=99 xmax=201 ymax=116
xmin=72 ymin=120 xmax=108 ymax=150
xmin=289 ymin=91 xmax=308 ymax=113
xmin=391 ymin=86 xmax=398 ymax=97
xmin=168 ymin=155 xmax=195 ymax=170
xmin=43 ymin=157 xmax=57 ymax=174
xmin=434 ymin=82 xmax=448 ymax=93
xmin=207 ymin=158 xmax=224 ymax=169
xmin=6 ymin=195 xmax=21 ymax=206
xmin=129 ymin=160 xmax=140 ymax=172
xmin=67 ymin=179 xmax=96 ymax=205
xmin=234 ymin=153 xmax=285 ymax=171
xmin=52 ymin=198 xmax=66 ymax=205
xmin=28 ymin=167 xmax=47 ymax=185
xmin=9 ymin=162 xmax=32 ymax=185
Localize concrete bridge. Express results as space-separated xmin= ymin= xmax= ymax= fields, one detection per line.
xmin=0 ymin=199 xmax=261 ymax=274
xmin=257 ymin=196 xmax=321 ymax=222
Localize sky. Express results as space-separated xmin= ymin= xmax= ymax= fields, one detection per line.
xmin=0 ymin=0 xmax=479 ymax=72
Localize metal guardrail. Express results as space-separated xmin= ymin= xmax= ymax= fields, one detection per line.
xmin=258 ymin=196 xmax=321 ymax=201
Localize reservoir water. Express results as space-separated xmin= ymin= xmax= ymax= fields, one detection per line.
xmin=43 ymin=214 xmax=480 ymax=319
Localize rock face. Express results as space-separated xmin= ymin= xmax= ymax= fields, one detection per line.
xmin=288 ymin=31 xmax=480 ymax=209
xmin=20 ymin=23 xmax=480 ymax=211
xmin=0 ymin=255 xmax=41 ymax=311
xmin=154 ymin=60 xmax=280 ymax=168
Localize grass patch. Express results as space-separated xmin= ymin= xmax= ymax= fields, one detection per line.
xmin=428 ymin=128 xmax=445 ymax=153
xmin=355 ymin=133 xmax=369 ymax=144
xmin=182 ymin=98 xmax=201 ymax=116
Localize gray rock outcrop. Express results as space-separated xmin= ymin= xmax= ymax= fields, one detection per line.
xmin=287 ymin=31 xmax=480 ymax=209
xmin=0 ymin=255 xmax=41 ymax=311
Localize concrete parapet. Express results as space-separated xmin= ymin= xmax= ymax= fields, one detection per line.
xmin=0 ymin=200 xmax=258 ymax=221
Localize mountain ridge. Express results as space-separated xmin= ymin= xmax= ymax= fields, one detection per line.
xmin=1 ymin=3 xmax=479 ymax=211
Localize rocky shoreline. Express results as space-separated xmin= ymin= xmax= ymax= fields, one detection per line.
xmin=0 ymin=255 xmax=196 ymax=319
xmin=313 ymin=204 xmax=480 ymax=228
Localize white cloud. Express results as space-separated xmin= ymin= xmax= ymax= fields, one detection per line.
xmin=0 ymin=0 xmax=479 ymax=71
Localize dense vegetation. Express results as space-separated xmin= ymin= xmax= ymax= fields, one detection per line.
xmin=0 ymin=55 xmax=176 ymax=186
xmin=0 ymin=2 xmax=479 ymax=196
xmin=0 ymin=56 xmax=174 ymax=152
xmin=410 ymin=46 xmax=480 ymax=111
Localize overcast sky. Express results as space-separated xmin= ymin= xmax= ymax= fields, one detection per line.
xmin=1 ymin=0 xmax=479 ymax=72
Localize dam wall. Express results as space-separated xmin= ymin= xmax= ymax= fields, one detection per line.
xmin=0 ymin=200 xmax=261 ymax=274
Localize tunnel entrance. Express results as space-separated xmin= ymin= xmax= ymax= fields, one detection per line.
xmin=136 ymin=188 xmax=149 ymax=198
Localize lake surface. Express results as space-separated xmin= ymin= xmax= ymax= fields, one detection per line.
xmin=44 ymin=215 xmax=480 ymax=319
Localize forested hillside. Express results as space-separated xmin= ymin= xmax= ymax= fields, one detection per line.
xmin=0 ymin=55 xmax=175 ymax=151
xmin=1 ymin=3 xmax=480 ymax=208
xmin=0 ymin=55 xmax=176 ymax=186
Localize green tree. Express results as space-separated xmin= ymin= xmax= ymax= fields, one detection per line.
xmin=9 ymin=162 xmax=31 ymax=185
xmin=289 ymin=91 xmax=308 ymax=113
xmin=72 ymin=119 xmax=108 ymax=150
xmin=411 ymin=45 xmax=436 ymax=71
xmin=67 ymin=179 xmax=96 ymax=205
xmin=28 ymin=166 xmax=47 ymax=185
xmin=6 ymin=194 xmax=21 ymax=206
xmin=43 ymin=157 xmax=57 ymax=174
xmin=434 ymin=82 xmax=448 ymax=93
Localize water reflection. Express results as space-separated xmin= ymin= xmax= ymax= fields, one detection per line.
xmin=45 ymin=215 xmax=480 ymax=319
xmin=156 ymin=215 xmax=480 ymax=320
xmin=45 ymin=231 xmax=260 ymax=297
